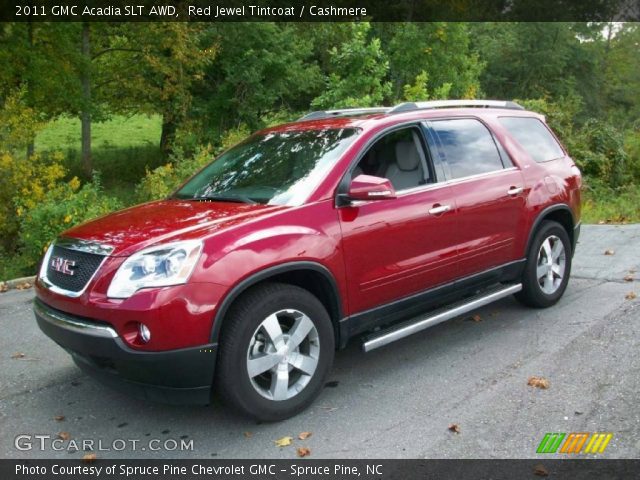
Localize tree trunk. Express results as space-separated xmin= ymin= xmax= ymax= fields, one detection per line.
xmin=81 ymin=22 xmax=92 ymax=176
xmin=160 ymin=112 xmax=177 ymax=158
xmin=26 ymin=22 xmax=35 ymax=160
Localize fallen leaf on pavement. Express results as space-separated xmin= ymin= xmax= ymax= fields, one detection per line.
xmin=274 ymin=436 xmax=293 ymax=447
xmin=82 ymin=453 xmax=97 ymax=463
xmin=54 ymin=415 xmax=65 ymax=422
xmin=471 ymin=314 xmax=482 ymax=322
xmin=57 ymin=432 xmax=71 ymax=441
xmin=527 ymin=376 xmax=550 ymax=389
xmin=11 ymin=352 xmax=25 ymax=359
xmin=298 ymin=432 xmax=312 ymax=440
xmin=623 ymin=275 xmax=634 ymax=282
xmin=297 ymin=447 xmax=311 ymax=457
xmin=604 ymin=249 xmax=615 ymax=256
xmin=243 ymin=431 xmax=253 ymax=438
xmin=533 ymin=464 xmax=549 ymax=477
xmin=448 ymin=423 xmax=461 ymax=434
xmin=15 ymin=282 xmax=32 ymax=290
xmin=625 ymin=292 xmax=637 ymax=300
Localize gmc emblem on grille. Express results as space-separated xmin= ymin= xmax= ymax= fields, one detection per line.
xmin=51 ymin=256 xmax=76 ymax=276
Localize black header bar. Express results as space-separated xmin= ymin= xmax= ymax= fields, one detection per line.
xmin=2 ymin=0 xmax=639 ymax=22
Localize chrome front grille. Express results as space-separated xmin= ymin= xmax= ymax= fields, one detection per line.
xmin=40 ymin=238 xmax=114 ymax=297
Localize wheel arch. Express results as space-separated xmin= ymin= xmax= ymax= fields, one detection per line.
xmin=525 ymin=204 xmax=576 ymax=256
xmin=210 ymin=262 xmax=344 ymax=346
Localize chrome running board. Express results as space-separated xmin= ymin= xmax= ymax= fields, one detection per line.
xmin=362 ymin=283 xmax=522 ymax=352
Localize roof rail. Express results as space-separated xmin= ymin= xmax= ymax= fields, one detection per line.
xmin=298 ymin=107 xmax=389 ymax=122
xmin=390 ymin=100 xmax=524 ymax=113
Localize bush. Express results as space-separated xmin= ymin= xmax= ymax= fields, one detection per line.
xmin=582 ymin=179 xmax=640 ymax=224
xmin=624 ymin=126 xmax=640 ymax=183
xmin=17 ymin=174 xmax=122 ymax=272
xmin=135 ymin=146 xmax=214 ymax=202
xmin=0 ymin=151 xmax=68 ymax=252
xmin=573 ymin=119 xmax=628 ymax=188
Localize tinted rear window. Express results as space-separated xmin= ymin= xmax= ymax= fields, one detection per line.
xmin=499 ymin=117 xmax=565 ymax=163
xmin=429 ymin=118 xmax=505 ymax=179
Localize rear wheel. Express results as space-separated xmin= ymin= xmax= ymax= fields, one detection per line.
xmin=515 ymin=220 xmax=572 ymax=308
xmin=216 ymin=283 xmax=334 ymax=421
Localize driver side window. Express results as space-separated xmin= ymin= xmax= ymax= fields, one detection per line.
xmin=353 ymin=127 xmax=432 ymax=191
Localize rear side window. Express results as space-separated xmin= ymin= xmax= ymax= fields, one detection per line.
xmin=429 ymin=118 xmax=504 ymax=179
xmin=498 ymin=117 xmax=565 ymax=163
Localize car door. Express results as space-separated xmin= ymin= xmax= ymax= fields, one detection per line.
xmin=424 ymin=118 xmax=526 ymax=278
xmin=338 ymin=125 xmax=459 ymax=316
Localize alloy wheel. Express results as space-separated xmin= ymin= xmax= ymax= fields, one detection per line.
xmin=536 ymin=235 xmax=566 ymax=295
xmin=246 ymin=309 xmax=320 ymax=401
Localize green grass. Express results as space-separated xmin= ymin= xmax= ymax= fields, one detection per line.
xmin=35 ymin=114 xmax=165 ymax=203
xmin=36 ymin=114 xmax=162 ymax=152
xmin=582 ymin=183 xmax=640 ymax=224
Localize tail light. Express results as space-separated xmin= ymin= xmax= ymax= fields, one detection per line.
xmin=570 ymin=164 xmax=582 ymax=188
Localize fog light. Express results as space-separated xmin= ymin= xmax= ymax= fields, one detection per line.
xmin=138 ymin=323 xmax=151 ymax=343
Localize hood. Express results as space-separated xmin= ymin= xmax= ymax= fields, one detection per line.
xmin=61 ymin=199 xmax=284 ymax=256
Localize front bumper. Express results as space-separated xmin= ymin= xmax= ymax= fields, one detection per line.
xmin=34 ymin=299 xmax=217 ymax=405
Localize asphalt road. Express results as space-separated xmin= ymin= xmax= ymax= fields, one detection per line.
xmin=1 ymin=225 xmax=638 ymax=460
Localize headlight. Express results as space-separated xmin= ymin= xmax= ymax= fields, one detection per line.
xmin=107 ymin=240 xmax=203 ymax=299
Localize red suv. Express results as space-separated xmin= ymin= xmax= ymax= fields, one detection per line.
xmin=35 ymin=100 xmax=581 ymax=421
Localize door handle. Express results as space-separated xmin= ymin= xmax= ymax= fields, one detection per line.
xmin=507 ymin=186 xmax=524 ymax=196
xmin=428 ymin=204 xmax=451 ymax=215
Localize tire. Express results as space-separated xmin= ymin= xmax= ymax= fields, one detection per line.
xmin=515 ymin=220 xmax=572 ymax=308
xmin=216 ymin=282 xmax=335 ymax=421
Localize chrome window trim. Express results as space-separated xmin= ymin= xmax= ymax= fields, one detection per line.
xmin=394 ymin=167 xmax=519 ymax=197
xmin=34 ymin=300 xmax=117 ymax=338
xmin=39 ymin=238 xmax=113 ymax=298
xmin=347 ymin=166 xmax=521 ymax=205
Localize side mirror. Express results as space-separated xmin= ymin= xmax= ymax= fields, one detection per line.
xmin=346 ymin=174 xmax=397 ymax=201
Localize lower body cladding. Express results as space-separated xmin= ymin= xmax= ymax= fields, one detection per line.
xmin=33 ymin=299 xmax=217 ymax=405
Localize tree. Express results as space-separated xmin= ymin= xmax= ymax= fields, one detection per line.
xmin=377 ymin=22 xmax=483 ymax=100
xmin=600 ymin=23 xmax=640 ymax=126
xmin=193 ymin=23 xmax=320 ymax=137
xmin=311 ymin=23 xmax=391 ymax=109
xmin=470 ymin=23 xmax=597 ymax=103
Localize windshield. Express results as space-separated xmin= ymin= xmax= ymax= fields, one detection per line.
xmin=174 ymin=128 xmax=359 ymax=205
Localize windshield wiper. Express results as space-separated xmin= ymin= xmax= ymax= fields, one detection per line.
xmin=189 ymin=194 xmax=258 ymax=205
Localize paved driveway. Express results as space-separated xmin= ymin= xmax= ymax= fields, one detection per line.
xmin=1 ymin=225 xmax=638 ymax=459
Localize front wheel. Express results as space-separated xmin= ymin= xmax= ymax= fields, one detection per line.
xmin=515 ymin=220 xmax=572 ymax=308
xmin=216 ymin=283 xmax=335 ymax=421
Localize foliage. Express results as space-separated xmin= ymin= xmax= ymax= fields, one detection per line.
xmin=17 ymin=174 xmax=122 ymax=272
xmin=581 ymin=180 xmax=640 ymax=224
xmin=136 ymin=146 xmax=215 ymax=202
xmin=402 ymin=71 xmax=453 ymax=102
xmin=0 ymin=87 xmax=42 ymax=151
xmin=0 ymin=151 xmax=67 ymax=252
xmin=311 ymin=23 xmax=392 ymax=109
xmin=624 ymin=127 xmax=640 ymax=183
xmin=196 ymin=23 xmax=319 ymax=137
xmin=136 ymin=126 xmax=250 ymax=202
xmin=573 ymin=119 xmax=628 ymax=188
xmin=380 ymin=22 xmax=483 ymax=100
